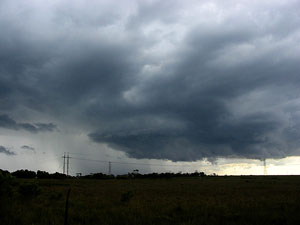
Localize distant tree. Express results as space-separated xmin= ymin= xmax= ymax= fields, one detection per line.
xmin=80 ymin=171 xmax=208 ymax=179
xmin=133 ymin=169 xmax=139 ymax=174
xmin=50 ymin=172 xmax=67 ymax=179
xmin=37 ymin=170 xmax=51 ymax=179
xmin=0 ymin=169 xmax=11 ymax=177
xmin=116 ymin=174 xmax=129 ymax=179
xmin=199 ymin=172 xmax=206 ymax=177
xmin=0 ymin=169 xmax=14 ymax=196
xmin=81 ymin=173 xmax=114 ymax=179
xmin=12 ymin=169 xmax=36 ymax=178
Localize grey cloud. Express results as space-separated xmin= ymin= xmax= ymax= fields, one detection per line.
xmin=1 ymin=1 xmax=300 ymax=161
xmin=34 ymin=123 xmax=57 ymax=132
xmin=127 ymin=0 xmax=182 ymax=29
xmin=21 ymin=145 xmax=35 ymax=152
xmin=0 ymin=146 xmax=16 ymax=156
xmin=87 ymin=1 xmax=300 ymax=161
xmin=0 ymin=114 xmax=18 ymax=129
xmin=0 ymin=114 xmax=57 ymax=133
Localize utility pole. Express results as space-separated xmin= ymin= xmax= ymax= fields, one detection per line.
xmin=63 ymin=152 xmax=66 ymax=174
xmin=67 ymin=152 xmax=70 ymax=176
xmin=108 ymin=161 xmax=111 ymax=175
xmin=62 ymin=152 xmax=71 ymax=175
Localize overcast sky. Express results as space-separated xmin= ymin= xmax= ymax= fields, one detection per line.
xmin=1 ymin=0 xmax=300 ymax=175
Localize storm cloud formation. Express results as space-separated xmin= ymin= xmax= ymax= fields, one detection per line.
xmin=1 ymin=0 xmax=300 ymax=161
xmin=0 ymin=146 xmax=16 ymax=156
xmin=0 ymin=114 xmax=57 ymax=133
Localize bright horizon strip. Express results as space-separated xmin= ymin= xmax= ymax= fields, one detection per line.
xmin=215 ymin=157 xmax=300 ymax=176
xmin=2 ymin=153 xmax=300 ymax=176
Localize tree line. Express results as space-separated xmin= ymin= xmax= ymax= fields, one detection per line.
xmin=0 ymin=169 xmax=210 ymax=179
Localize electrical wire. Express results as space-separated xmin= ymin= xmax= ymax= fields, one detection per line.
xmin=71 ymin=156 xmax=192 ymax=167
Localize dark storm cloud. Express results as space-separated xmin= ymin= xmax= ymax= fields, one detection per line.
xmin=87 ymin=1 xmax=300 ymax=161
xmin=0 ymin=146 xmax=16 ymax=156
xmin=1 ymin=0 xmax=300 ymax=161
xmin=0 ymin=114 xmax=57 ymax=133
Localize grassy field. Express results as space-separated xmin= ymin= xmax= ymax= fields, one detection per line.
xmin=1 ymin=176 xmax=300 ymax=225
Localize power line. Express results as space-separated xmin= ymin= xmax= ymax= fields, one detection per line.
xmin=71 ymin=156 xmax=192 ymax=167
xmin=68 ymin=152 xmax=96 ymax=156
xmin=36 ymin=156 xmax=62 ymax=164
xmin=72 ymin=157 xmax=107 ymax=163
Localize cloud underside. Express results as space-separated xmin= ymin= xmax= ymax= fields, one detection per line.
xmin=1 ymin=0 xmax=300 ymax=161
xmin=0 ymin=114 xmax=57 ymax=133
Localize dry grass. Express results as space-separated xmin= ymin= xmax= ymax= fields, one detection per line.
xmin=1 ymin=176 xmax=300 ymax=225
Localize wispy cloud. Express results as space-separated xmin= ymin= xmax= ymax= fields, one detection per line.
xmin=0 ymin=114 xmax=57 ymax=133
xmin=21 ymin=145 xmax=35 ymax=153
xmin=0 ymin=145 xmax=16 ymax=156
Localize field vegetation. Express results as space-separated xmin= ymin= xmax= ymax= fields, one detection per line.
xmin=1 ymin=169 xmax=300 ymax=225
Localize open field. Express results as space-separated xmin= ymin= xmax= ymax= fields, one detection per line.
xmin=1 ymin=176 xmax=300 ymax=225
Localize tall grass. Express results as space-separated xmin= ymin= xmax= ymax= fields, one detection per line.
xmin=1 ymin=176 xmax=300 ymax=224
